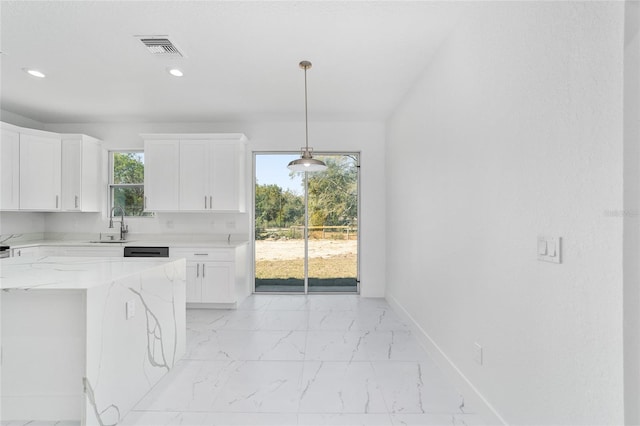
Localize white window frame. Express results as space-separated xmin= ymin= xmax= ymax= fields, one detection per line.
xmin=108 ymin=150 xmax=153 ymax=218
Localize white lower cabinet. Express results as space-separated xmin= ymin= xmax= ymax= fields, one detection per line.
xmin=57 ymin=246 xmax=123 ymax=257
xmin=173 ymin=248 xmax=236 ymax=304
xmin=200 ymin=262 xmax=234 ymax=303
xmin=11 ymin=246 xmax=41 ymax=258
xmin=11 ymin=245 xmax=123 ymax=257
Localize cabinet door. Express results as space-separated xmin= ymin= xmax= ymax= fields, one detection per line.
xmin=185 ymin=263 xmax=202 ymax=303
xmin=20 ymin=133 xmax=61 ymax=210
xmin=144 ymin=140 xmax=179 ymax=211
xmin=210 ymin=143 xmax=241 ymax=211
xmin=62 ymin=138 xmax=101 ymax=212
xmin=201 ymin=261 xmax=235 ymax=303
xmin=61 ymin=139 xmax=82 ymax=211
xmin=179 ymin=140 xmax=210 ymax=211
xmin=79 ymin=138 xmax=101 ymax=212
xmin=0 ymin=129 xmax=20 ymax=210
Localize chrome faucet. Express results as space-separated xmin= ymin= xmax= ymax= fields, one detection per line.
xmin=109 ymin=206 xmax=128 ymax=240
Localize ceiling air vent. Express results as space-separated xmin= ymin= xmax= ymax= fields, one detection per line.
xmin=139 ymin=37 xmax=183 ymax=58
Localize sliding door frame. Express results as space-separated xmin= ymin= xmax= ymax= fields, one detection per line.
xmin=252 ymin=151 xmax=361 ymax=295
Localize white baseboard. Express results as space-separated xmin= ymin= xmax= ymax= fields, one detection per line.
xmin=387 ymin=294 xmax=508 ymax=425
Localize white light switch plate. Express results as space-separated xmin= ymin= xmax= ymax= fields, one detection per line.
xmin=538 ymin=236 xmax=561 ymax=264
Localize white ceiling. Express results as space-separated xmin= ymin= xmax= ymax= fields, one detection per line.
xmin=0 ymin=1 xmax=461 ymax=123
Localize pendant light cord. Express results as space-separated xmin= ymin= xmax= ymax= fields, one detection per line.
xmin=304 ymin=65 xmax=309 ymax=152
xmin=287 ymin=60 xmax=327 ymax=172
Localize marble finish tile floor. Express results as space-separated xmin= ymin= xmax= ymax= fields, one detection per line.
xmin=124 ymin=294 xmax=490 ymax=426
xmin=0 ymin=295 xmax=489 ymax=426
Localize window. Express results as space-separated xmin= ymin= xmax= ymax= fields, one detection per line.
xmin=109 ymin=151 xmax=152 ymax=217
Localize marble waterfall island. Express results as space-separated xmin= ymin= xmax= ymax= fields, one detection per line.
xmin=0 ymin=256 xmax=186 ymax=425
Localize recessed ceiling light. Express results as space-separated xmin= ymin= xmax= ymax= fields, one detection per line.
xmin=23 ymin=68 xmax=46 ymax=78
xmin=168 ymin=68 xmax=183 ymax=77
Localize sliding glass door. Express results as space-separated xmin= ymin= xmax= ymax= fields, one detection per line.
xmin=254 ymin=153 xmax=359 ymax=294
xmin=254 ymin=154 xmax=305 ymax=293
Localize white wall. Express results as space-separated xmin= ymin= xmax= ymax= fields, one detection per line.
xmin=623 ymin=1 xmax=640 ymax=424
xmin=385 ymin=2 xmax=624 ymax=424
xmin=43 ymin=120 xmax=386 ymax=297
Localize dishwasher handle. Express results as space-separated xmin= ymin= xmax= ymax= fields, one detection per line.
xmin=123 ymin=247 xmax=169 ymax=257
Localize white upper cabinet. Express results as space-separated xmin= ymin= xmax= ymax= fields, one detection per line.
xmin=210 ymin=142 xmax=244 ymax=211
xmin=179 ymin=140 xmax=210 ymax=210
xmin=0 ymin=128 xmax=20 ymax=210
xmin=1 ymin=122 xmax=103 ymax=212
xmin=20 ymin=132 xmax=62 ymax=211
xmin=143 ymin=139 xmax=180 ymax=211
xmin=142 ymin=133 xmax=247 ymax=212
xmin=61 ymin=135 xmax=102 ymax=212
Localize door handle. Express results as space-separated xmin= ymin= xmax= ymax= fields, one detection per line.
xmin=56 ymin=195 xmax=59 ymax=209
xmin=75 ymin=195 xmax=79 ymax=208
xmin=209 ymin=196 xmax=212 ymax=209
xmin=197 ymin=263 xmax=200 ymax=278
xmin=205 ymin=196 xmax=207 ymax=209
xmin=144 ymin=196 xmax=148 ymax=209
xmin=203 ymin=263 xmax=205 ymax=278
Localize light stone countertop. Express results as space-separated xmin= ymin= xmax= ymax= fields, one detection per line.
xmin=7 ymin=238 xmax=249 ymax=250
xmin=0 ymin=256 xmax=184 ymax=290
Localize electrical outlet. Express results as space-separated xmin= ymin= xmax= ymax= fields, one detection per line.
xmin=126 ymin=299 xmax=136 ymax=320
xmin=474 ymin=342 xmax=483 ymax=366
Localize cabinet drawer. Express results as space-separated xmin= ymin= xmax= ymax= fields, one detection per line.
xmin=172 ymin=248 xmax=234 ymax=262
xmin=11 ymin=246 xmax=41 ymax=257
xmin=61 ymin=246 xmax=123 ymax=257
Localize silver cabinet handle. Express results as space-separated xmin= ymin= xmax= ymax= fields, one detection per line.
xmin=56 ymin=195 xmax=59 ymax=209
xmin=205 ymin=196 xmax=207 ymax=209
xmin=75 ymin=195 xmax=79 ymax=208
xmin=194 ymin=253 xmax=208 ymax=256
xmin=197 ymin=263 xmax=199 ymax=278
xmin=209 ymin=196 xmax=212 ymax=209
xmin=144 ymin=196 xmax=148 ymax=209
xmin=203 ymin=263 xmax=205 ymax=278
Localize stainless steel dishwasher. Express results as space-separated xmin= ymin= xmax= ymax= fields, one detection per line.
xmin=123 ymin=246 xmax=169 ymax=258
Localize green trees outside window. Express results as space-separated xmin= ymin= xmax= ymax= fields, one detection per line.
xmin=110 ymin=152 xmax=151 ymax=216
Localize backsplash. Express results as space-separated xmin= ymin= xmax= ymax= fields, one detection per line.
xmin=0 ymin=212 xmax=46 ymax=240
xmin=0 ymin=211 xmax=251 ymax=244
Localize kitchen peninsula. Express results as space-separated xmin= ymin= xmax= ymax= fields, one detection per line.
xmin=0 ymin=256 xmax=186 ymax=425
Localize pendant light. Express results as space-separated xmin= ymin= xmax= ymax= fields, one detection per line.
xmin=287 ymin=60 xmax=327 ymax=172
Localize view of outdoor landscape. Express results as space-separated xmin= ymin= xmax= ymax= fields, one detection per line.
xmin=111 ymin=152 xmax=150 ymax=216
xmin=255 ymin=154 xmax=359 ymax=293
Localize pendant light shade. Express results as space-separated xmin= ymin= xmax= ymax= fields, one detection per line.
xmin=288 ymin=61 xmax=327 ymax=172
